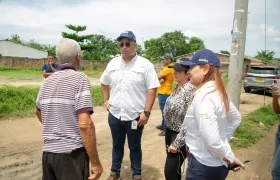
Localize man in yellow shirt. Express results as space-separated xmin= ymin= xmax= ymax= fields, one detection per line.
xmin=157 ymin=54 xmax=174 ymax=136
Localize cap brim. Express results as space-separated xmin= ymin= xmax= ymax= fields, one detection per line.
xmin=180 ymin=60 xmax=196 ymax=66
xmin=169 ymin=63 xmax=190 ymax=71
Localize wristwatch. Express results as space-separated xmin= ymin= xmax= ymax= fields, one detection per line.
xmin=144 ymin=111 xmax=151 ymax=119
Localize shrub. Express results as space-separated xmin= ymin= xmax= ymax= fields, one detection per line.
xmin=0 ymin=85 xmax=104 ymax=119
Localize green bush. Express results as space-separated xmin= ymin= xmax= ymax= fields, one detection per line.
xmin=0 ymin=85 xmax=104 ymax=119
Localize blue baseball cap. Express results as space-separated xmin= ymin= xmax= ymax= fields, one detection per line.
xmin=117 ymin=30 xmax=136 ymax=42
xmin=180 ymin=49 xmax=220 ymax=67
xmin=168 ymin=58 xmax=190 ymax=71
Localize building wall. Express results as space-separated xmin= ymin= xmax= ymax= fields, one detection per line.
xmin=176 ymin=53 xmax=251 ymax=77
xmin=0 ymin=56 xmax=250 ymax=77
xmin=177 ymin=54 xmax=230 ymax=63
xmin=0 ymin=41 xmax=48 ymax=59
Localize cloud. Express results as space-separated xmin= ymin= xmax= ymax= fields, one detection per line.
xmin=0 ymin=0 xmax=279 ymax=57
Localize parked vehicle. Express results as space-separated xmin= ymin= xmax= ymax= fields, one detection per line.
xmin=243 ymin=66 xmax=280 ymax=93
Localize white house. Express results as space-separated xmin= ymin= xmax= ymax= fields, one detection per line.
xmin=0 ymin=40 xmax=48 ymax=59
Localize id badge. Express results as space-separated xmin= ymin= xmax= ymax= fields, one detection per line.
xmin=131 ymin=120 xmax=138 ymax=130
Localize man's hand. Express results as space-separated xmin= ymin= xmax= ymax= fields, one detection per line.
xmin=48 ymin=62 xmax=53 ymax=66
xmin=138 ymin=112 xmax=148 ymax=126
xmin=272 ymin=86 xmax=279 ymax=98
xmin=159 ymin=78 xmax=164 ymax=83
xmin=88 ymin=162 xmax=103 ymax=180
xmin=104 ymin=100 xmax=110 ymax=111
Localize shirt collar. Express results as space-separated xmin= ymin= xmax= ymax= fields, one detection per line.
xmin=165 ymin=62 xmax=174 ymax=67
xmin=121 ymin=54 xmax=138 ymax=64
xmin=193 ymin=81 xmax=215 ymax=96
xmin=57 ymin=64 xmax=76 ymax=71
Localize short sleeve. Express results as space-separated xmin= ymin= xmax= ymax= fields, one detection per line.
xmin=144 ymin=63 xmax=160 ymax=90
xmin=41 ymin=64 xmax=46 ymax=71
xmin=100 ymin=65 xmax=111 ymax=85
xmin=160 ymin=67 xmax=172 ymax=77
xmin=53 ymin=64 xmax=59 ymax=69
xmin=75 ymin=76 xmax=94 ymax=115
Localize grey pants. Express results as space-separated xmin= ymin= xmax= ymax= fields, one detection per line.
xmin=42 ymin=147 xmax=89 ymax=180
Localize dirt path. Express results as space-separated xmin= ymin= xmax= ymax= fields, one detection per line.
xmin=0 ymin=91 xmax=276 ymax=180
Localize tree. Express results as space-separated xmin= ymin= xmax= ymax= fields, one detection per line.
xmin=10 ymin=34 xmax=22 ymax=44
xmin=61 ymin=24 xmax=94 ymax=52
xmin=255 ymin=50 xmax=275 ymax=62
xmin=220 ymin=50 xmax=230 ymax=55
xmin=144 ymin=38 xmax=165 ymax=61
xmin=26 ymin=39 xmax=44 ymax=50
xmin=42 ymin=45 xmax=56 ymax=54
xmin=188 ymin=37 xmax=205 ymax=53
xmin=144 ymin=30 xmax=206 ymax=61
xmin=83 ymin=34 xmax=119 ymax=61
xmin=136 ymin=45 xmax=144 ymax=56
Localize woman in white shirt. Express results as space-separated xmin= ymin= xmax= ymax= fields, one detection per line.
xmin=168 ymin=49 xmax=245 ymax=180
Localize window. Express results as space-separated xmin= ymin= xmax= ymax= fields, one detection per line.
xmin=248 ymin=67 xmax=279 ymax=75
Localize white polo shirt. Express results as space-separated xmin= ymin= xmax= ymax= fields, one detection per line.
xmin=185 ymin=81 xmax=241 ymax=167
xmin=100 ymin=55 xmax=160 ymax=121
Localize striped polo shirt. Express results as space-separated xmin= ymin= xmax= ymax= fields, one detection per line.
xmin=36 ymin=64 xmax=94 ymax=153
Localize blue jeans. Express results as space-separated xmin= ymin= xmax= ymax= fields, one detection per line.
xmin=272 ymin=124 xmax=280 ymax=180
xmin=108 ymin=112 xmax=144 ymax=177
xmin=158 ymin=94 xmax=169 ymax=131
xmin=186 ymin=154 xmax=229 ymax=180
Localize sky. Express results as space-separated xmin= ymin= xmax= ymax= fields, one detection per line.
xmin=0 ymin=0 xmax=279 ymax=57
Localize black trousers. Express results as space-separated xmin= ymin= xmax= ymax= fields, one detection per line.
xmin=186 ymin=154 xmax=229 ymax=180
xmin=42 ymin=147 xmax=89 ymax=180
xmin=164 ymin=128 xmax=187 ymax=180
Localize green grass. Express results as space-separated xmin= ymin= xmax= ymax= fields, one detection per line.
xmin=0 ymin=85 xmax=104 ymax=119
xmin=231 ymin=105 xmax=279 ymax=148
xmin=0 ymin=65 xmax=104 ymax=79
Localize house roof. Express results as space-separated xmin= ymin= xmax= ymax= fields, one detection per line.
xmin=0 ymin=39 xmax=48 ymax=53
xmin=175 ymin=51 xmax=263 ymax=62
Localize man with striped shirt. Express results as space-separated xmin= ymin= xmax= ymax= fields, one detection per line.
xmin=35 ymin=38 xmax=103 ymax=180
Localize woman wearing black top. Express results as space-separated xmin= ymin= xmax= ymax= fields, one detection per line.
xmin=163 ymin=59 xmax=195 ymax=180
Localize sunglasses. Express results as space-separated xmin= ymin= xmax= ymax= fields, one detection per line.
xmin=119 ymin=42 xmax=131 ymax=48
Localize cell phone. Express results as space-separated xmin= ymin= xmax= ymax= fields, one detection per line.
xmin=228 ymin=160 xmax=251 ymax=170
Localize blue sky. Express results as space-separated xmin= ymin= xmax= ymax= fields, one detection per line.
xmin=0 ymin=0 xmax=279 ymax=57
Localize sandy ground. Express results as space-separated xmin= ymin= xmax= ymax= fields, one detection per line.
xmin=0 ymin=77 xmax=277 ymax=180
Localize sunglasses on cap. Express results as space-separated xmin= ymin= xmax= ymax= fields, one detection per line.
xmin=119 ymin=42 xmax=131 ymax=48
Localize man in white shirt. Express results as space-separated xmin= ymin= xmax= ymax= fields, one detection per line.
xmin=100 ymin=30 xmax=160 ymax=180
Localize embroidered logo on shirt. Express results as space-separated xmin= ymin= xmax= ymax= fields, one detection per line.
xmin=199 ymin=113 xmax=211 ymax=119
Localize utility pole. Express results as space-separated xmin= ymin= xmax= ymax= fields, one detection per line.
xmin=227 ymin=0 xmax=249 ymax=110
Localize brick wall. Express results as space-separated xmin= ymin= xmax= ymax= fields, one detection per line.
xmin=0 ymin=56 xmax=53 ymax=67
xmin=0 ymin=56 xmax=242 ymax=76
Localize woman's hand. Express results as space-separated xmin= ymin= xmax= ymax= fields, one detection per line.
xmin=167 ymin=145 xmax=177 ymax=153
xmin=227 ymin=157 xmax=245 ymax=172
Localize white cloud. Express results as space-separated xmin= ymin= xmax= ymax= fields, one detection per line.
xmin=0 ymin=0 xmax=279 ymax=57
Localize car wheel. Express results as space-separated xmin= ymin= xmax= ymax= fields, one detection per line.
xmin=244 ymin=87 xmax=251 ymax=93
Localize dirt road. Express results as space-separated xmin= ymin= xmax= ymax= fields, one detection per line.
xmin=0 ymin=89 xmax=276 ymax=180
